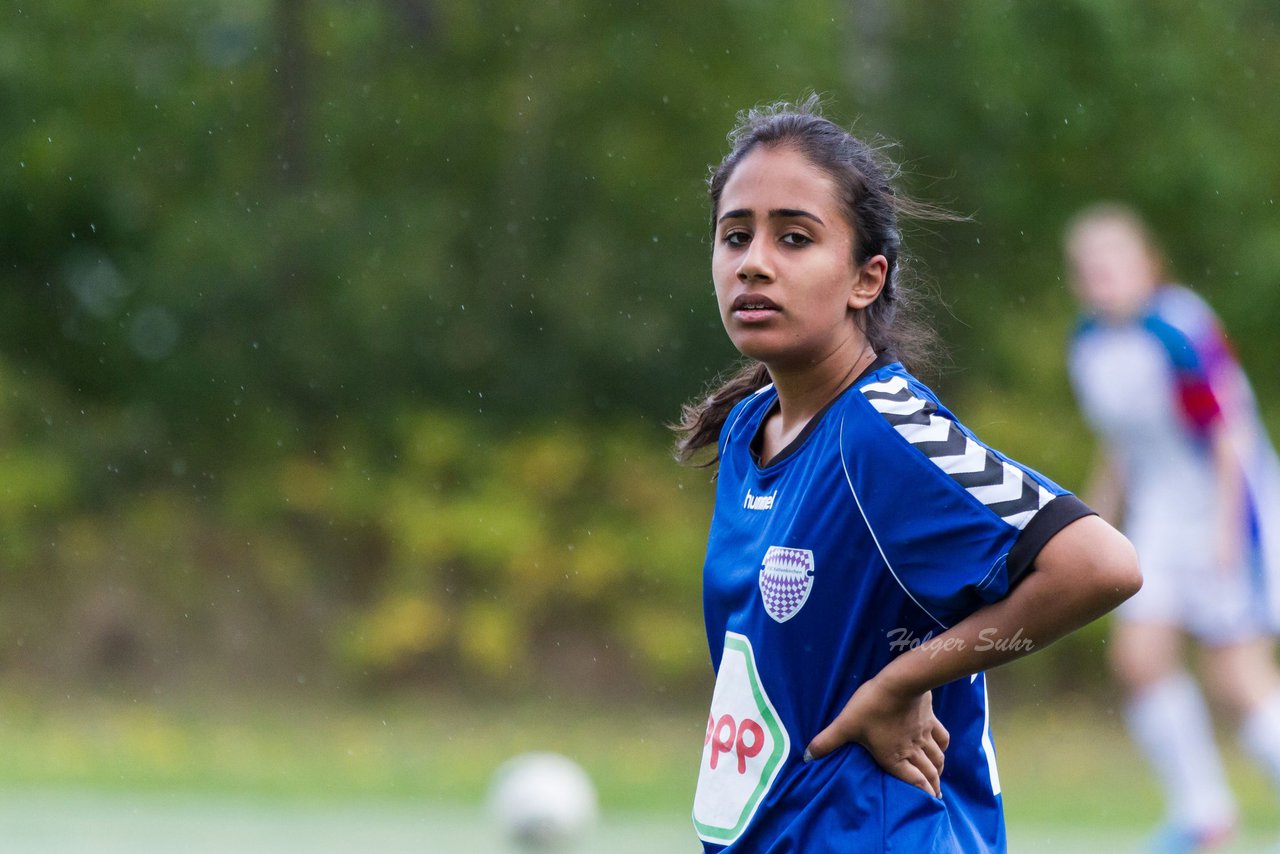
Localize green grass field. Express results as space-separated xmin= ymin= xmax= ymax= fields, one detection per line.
xmin=0 ymin=683 xmax=1275 ymax=851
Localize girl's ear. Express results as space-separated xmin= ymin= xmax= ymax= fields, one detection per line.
xmin=849 ymin=255 xmax=888 ymax=310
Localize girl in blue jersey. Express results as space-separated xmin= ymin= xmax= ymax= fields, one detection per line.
xmin=673 ymin=97 xmax=1142 ymax=853
xmin=1066 ymin=204 xmax=1280 ymax=852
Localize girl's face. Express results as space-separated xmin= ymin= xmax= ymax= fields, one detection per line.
xmin=1066 ymin=217 xmax=1160 ymax=321
xmin=712 ymin=145 xmax=885 ymax=370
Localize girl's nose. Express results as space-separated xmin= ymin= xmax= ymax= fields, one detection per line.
xmin=737 ymin=243 xmax=775 ymax=283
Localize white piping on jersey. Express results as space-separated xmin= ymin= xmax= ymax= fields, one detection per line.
xmin=860 ymin=375 xmax=1054 ymax=531
xmin=839 ymin=414 xmax=946 ymax=629
xmin=723 ymin=383 xmax=775 ymax=446
xmin=977 ymin=672 xmax=1002 ymax=796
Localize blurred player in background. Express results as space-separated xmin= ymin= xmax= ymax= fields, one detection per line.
xmin=1066 ymin=203 xmax=1280 ymax=852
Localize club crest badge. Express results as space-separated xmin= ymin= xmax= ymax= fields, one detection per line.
xmin=758 ymin=546 xmax=815 ymax=623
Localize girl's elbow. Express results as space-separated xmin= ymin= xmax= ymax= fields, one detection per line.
xmin=1097 ymin=534 xmax=1142 ymax=604
xmin=1037 ymin=515 xmax=1141 ymax=608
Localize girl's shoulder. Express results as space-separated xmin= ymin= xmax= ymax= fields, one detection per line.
xmin=1142 ymin=285 xmax=1233 ymax=370
xmin=840 ymin=362 xmax=958 ymax=454
xmin=1148 ymin=284 xmax=1219 ymax=336
xmin=850 ymin=362 xmax=946 ymax=415
xmin=718 ymin=382 xmax=777 ymax=451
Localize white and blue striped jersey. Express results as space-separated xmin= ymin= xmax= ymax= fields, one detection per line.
xmin=693 ymin=357 xmax=1092 ymax=853
xmin=1069 ymin=285 xmax=1280 ymax=638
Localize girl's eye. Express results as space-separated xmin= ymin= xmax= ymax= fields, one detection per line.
xmin=781 ymin=232 xmax=813 ymax=246
xmin=723 ymin=231 xmax=750 ymax=247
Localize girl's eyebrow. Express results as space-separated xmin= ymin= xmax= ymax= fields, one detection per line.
xmin=717 ymin=208 xmax=826 ymax=226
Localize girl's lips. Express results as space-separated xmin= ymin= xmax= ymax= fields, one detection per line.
xmin=731 ymin=294 xmax=781 ymax=321
xmin=733 ymin=308 xmax=780 ymax=323
xmin=731 ymin=294 xmax=780 ymax=312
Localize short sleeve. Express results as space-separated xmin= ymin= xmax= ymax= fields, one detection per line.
xmin=841 ymin=373 xmax=1093 ymax=628
xmin=1142 ymin=291 xmax=1232 ymax=435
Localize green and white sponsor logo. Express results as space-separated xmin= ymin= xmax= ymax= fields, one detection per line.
xmin=692 ymin=631 xmax=789 ymax=845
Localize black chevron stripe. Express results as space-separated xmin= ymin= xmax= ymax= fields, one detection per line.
xmin=913 ymin=420 xmax=969 ymax=459
xmin=862 ymin=386 xmax=916 ymax=403
xmin=985 ymin=473 xmax=1042 ymax=519
xmin=882 ymin=407 xmax=936 ymax=429
xmin=877 ymin=394 xmax=934 ymax=423
xmin=949 ymin=451 xmax=1005 ymax=488
xmin=866 ymin=381 xmax=1046 ymax=525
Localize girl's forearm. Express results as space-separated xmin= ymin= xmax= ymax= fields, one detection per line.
xmin=875 ymin=515 xmax=1140 ymax=698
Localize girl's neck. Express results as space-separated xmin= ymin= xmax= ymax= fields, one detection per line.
xmin=767 ymin=338 xmax=877 ymax=433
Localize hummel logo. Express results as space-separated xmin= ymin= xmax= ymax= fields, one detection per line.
xmin=743 ymin=489 xmax=777 ymax=511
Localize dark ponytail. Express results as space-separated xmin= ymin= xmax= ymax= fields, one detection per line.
xmin=673 ymin=94 xmax=958 ymax=466
xmin=672 ymin=360 xmax=771 ymax=465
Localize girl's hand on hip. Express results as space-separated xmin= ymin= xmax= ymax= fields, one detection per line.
xmin=804 ymin=677 xmax=949 ymax=798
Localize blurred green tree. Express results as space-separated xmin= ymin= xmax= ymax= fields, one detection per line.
xmin=3 ymin=0 xmax=1279 ymax=694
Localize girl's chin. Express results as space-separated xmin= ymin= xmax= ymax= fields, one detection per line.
xmin=727 ymin=338 xmax=783 ymax=364
xmin=729 ymin=343 xmax=805 ymax=371
xmin=727 ymin=327 xmax=815 ymax=363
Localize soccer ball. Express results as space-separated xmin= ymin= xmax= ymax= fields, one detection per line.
xmin=487 ymin=752 xmax=599 ymax=851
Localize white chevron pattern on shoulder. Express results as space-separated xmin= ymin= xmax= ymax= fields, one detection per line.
xmin=862 ymin=376 xmax=910 ymax=396
xmin=933 ymin=437 xmax=988 ymax=475
xmin=872 ymin=395 xmax=932 ymax=418
xmin=898 ymin=415 xmax=953 ymax=445
xmin=861 ymin=376 xmax=1050 ymax=530
xmin=1001 ymin=486 xmax=1056 ymax=530
xmin=967 ymin=461 xmax=1029 ymax=506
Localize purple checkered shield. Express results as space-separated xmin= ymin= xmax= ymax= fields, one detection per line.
xmin=758 ymin=546 xmax=815 ymax=623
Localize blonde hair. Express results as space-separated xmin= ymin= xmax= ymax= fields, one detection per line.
xmin=1064 ymin=202 xmax=1168 ymax=282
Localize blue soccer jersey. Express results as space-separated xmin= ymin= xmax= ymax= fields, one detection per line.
xmin=692 ymin=357 xmax=1092 ymax=853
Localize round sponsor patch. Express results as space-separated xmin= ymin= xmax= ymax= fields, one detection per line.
xmin=758 ymin=546 xmax=815 ymax=623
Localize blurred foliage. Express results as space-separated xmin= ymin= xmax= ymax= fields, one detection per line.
xmin=3 ymin=0 xmax=1280 ymax=695
xmin=0 ymin=353 xmax=712 ymax=690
